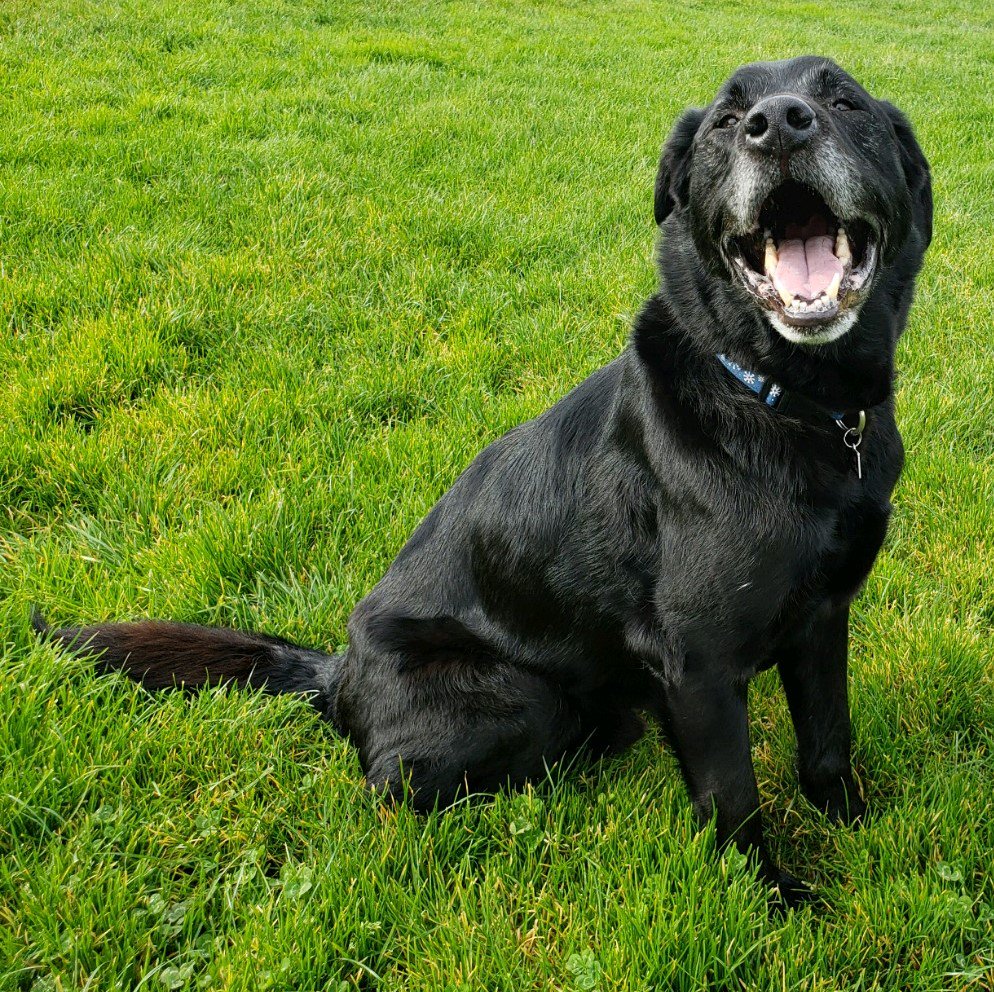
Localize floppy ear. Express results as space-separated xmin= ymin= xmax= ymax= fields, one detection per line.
xmin=654 ymin=107 xmax=706 ymax=225
xmin=880 ymin=101 xmax=933 ymax=246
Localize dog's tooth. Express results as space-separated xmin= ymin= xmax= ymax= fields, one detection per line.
xmin=764 ymin=238 xmax=778 ymax=276
xmin=826 ymin=272 xmax=842 ymax=301
xmin=778 ymin=287 xmax=794 ymax=307
xmin=835 ymin=227 xmax=851 ymax=265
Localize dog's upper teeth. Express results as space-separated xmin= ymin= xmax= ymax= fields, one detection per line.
xmin=764 ymin=238 xmax=778 ymax=277
xmin=826 ymin=272 xmax=842 ymax=301
xmin=835 ymin=227 xmax=851 ymax=265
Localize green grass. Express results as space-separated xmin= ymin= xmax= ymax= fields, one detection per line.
xmin=1 ymin=0 xmax=993 ymax=988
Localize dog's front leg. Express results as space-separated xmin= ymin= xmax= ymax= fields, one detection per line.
xmin=658 ymin=670 xmax=810 ymax=903
xmin=776 ymin=599 xmax=866 ymax=825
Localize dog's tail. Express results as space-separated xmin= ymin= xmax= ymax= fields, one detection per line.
xmin=32 ymin=608 xmax=343 ymax=717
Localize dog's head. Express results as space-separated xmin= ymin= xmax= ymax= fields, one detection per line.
xmin=654 ymin=57 xmax=931 ymax=350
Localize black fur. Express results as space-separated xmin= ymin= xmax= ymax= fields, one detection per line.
xmin=41 ymin=57 xmax=931 ymax=905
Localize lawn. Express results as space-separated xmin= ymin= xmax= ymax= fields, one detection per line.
xmin=1 ymin=0 xmax=993 ymax=988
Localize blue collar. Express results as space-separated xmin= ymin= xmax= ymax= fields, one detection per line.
xmin=716 ymin=353 xmax=844 ymax=420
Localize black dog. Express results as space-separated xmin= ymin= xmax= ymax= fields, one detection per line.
xmin=40 ymin=57 xmax=932 ymax=904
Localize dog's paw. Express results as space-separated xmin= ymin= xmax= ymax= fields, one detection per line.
xmin=765 ymin=869 xmax=819 ymax=913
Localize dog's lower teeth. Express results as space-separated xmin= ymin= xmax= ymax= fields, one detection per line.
xmin=826 ymin=272 xmax=842 ymax=300
xmin=782 ymin=292 xmax=842 ymax=317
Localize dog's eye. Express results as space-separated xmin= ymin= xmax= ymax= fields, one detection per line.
xmin=832 ymin=99 xmax=857 ymax=112
xmin=715 ymin=113 xmax=741 ymax=129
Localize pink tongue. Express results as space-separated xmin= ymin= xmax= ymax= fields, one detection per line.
xmin=772 ymin=219 xmax=843 ymax=302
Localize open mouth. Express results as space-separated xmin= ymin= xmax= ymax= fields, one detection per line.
xmin=723 ymin=180 xmax=878 ymax=330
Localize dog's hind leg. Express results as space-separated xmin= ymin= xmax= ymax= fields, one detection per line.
xmin=341 ymin=660 xmax=587 ymax=812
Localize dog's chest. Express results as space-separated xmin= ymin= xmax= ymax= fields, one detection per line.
xmin=722 ymin=416 xmax=900 ymax=596
xmin=638 ymin=455 xmax=895 ymax=668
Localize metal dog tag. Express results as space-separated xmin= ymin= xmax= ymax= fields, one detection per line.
xmin=835 ymin=411 xmax=866 ymax=480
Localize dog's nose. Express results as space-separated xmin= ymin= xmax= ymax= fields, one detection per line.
xmin=743 ymin=95 xmax=817 ymax=156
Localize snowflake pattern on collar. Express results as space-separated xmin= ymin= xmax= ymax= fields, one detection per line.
xmin=716 ymin=354 xmax=783 ymax=407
